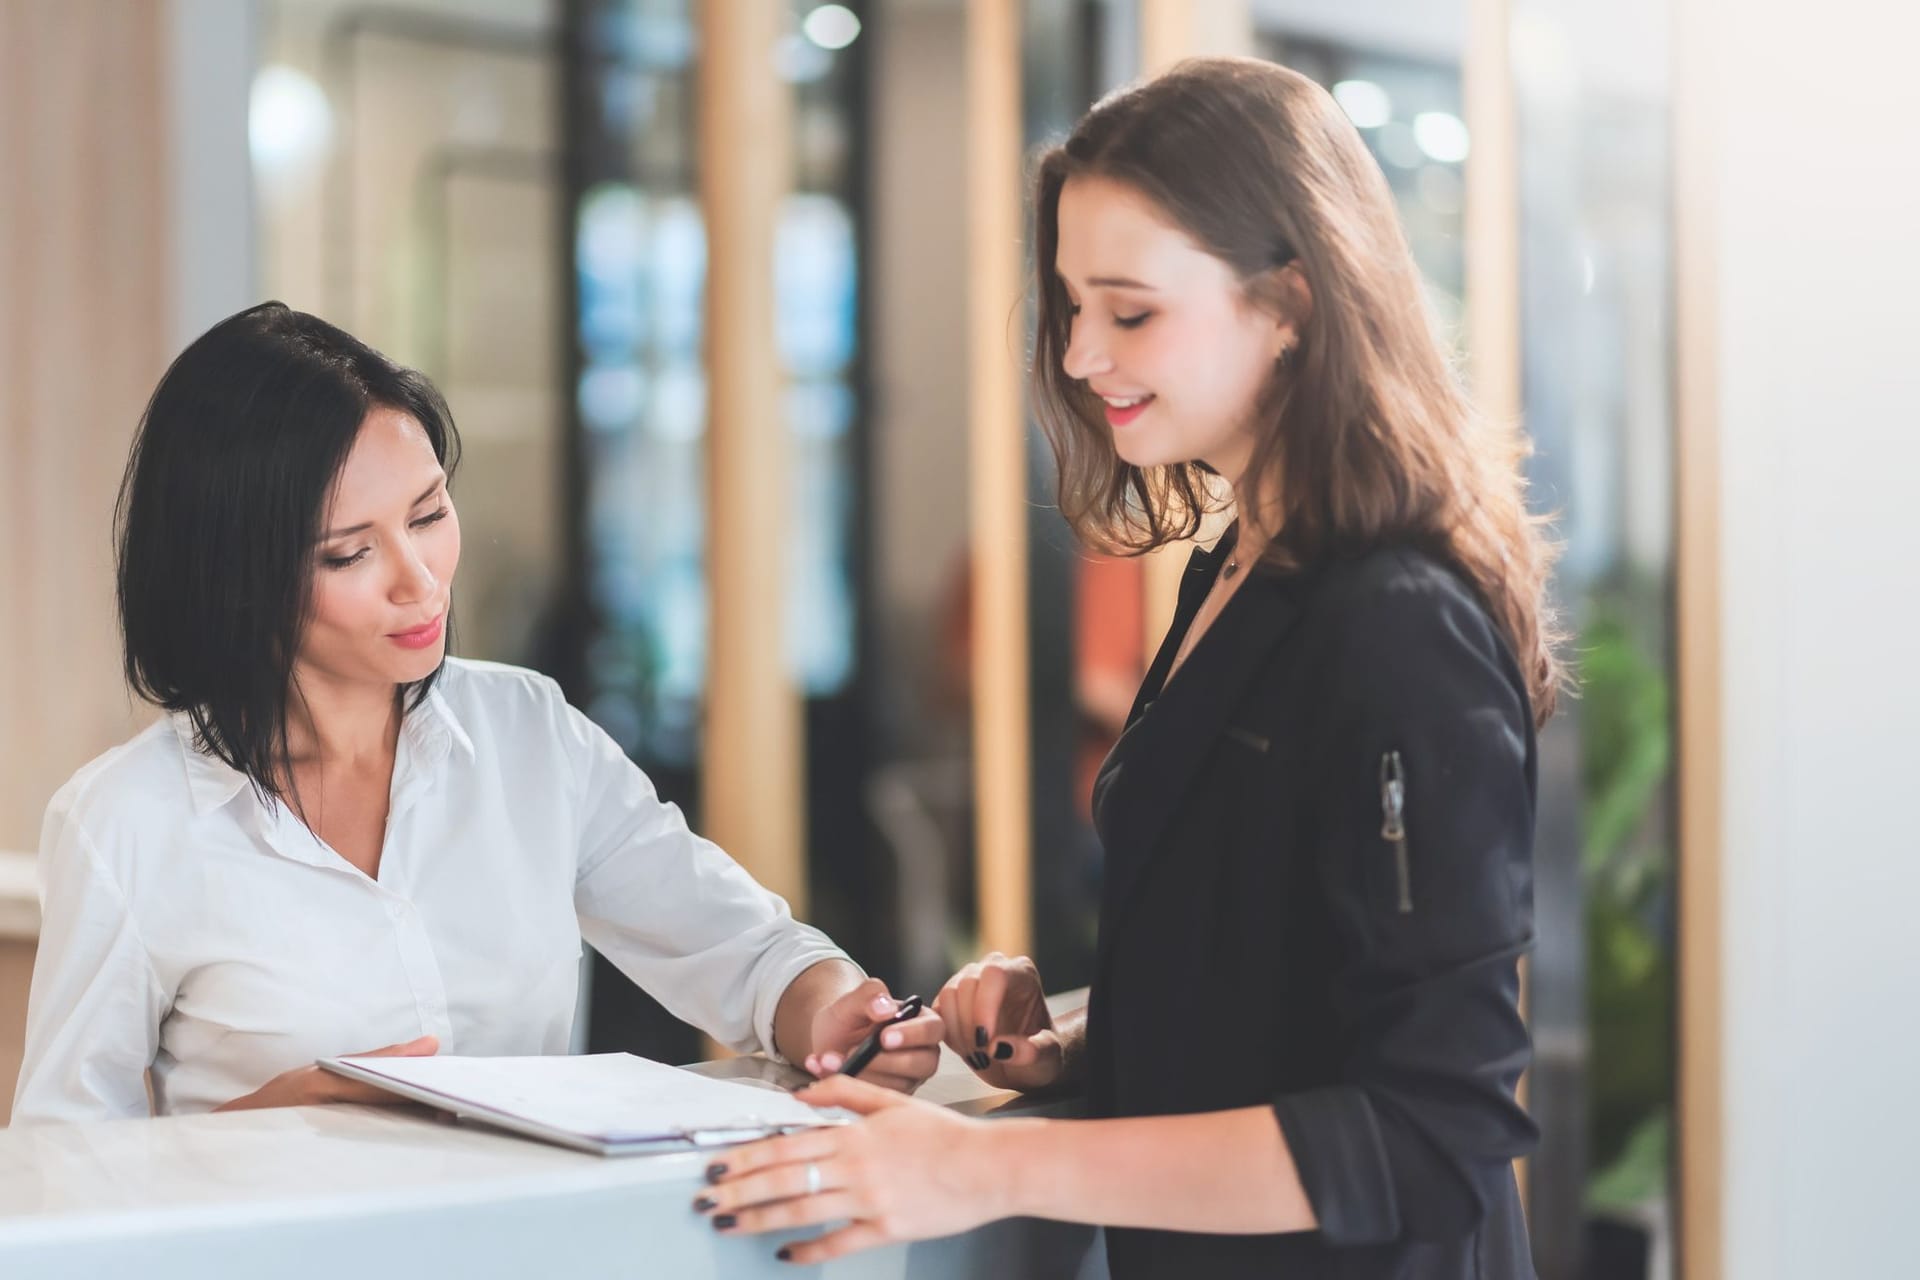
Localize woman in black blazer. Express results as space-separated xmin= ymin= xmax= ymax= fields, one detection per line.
xmin=704 ymin=57 xmax=1563 ymax=1279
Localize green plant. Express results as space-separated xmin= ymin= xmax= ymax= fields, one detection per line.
xmin=1575 ymin=591 xmax=1675 ymax=1213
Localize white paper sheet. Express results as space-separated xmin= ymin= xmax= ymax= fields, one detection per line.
xmin=319 ymin=1053 xmax=833 ymax=1145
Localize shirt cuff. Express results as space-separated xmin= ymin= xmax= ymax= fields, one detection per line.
xmin=1272 ymin=1084 xmax=1402 ymax=1247
xmin=750 ymin=926 xmax=863 ymax=1064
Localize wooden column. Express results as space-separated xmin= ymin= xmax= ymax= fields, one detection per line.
xmin=0 ymin=0 xmax=170 ymax=1116
xmin=0 ymin=936 xmax=32 ymax=1126
xmin=1140 ymin=0 xmax=1252 ymax=77
xmin=1673 ymin=0 xmax=1724 ymax=1273
xmin=1135 ymin=0 xmax=1250 ymax=656
xmin=1464 ymin=0 xmax=1522 ymax=430
xmin=968 ymin=0 xmax=1030 ymax=958
xmin=699 ymin=0 xmax=805 ymax=910
xmin=0 ymin=0 xmax=168 ymax=853
xmin=1462 ymin=0 xmax=1529 ymax=1209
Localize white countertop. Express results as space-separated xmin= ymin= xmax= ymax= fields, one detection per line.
xmin=0 ymin=1018 xmax=1084 ymax=1221
xmin=0 ymin=1044 xmax=1099 ymax=1278
xmin=0 ymin=1100 xmax=681 ymax=1231
xmin=0 ymin=851 xmax=35 ymax=942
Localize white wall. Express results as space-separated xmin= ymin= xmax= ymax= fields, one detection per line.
xmin=1710 ymin=3 xmax=1920 ymax=1276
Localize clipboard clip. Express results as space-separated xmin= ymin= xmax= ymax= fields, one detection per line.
xmin=608 ymin=1115 xmax=850 ymax=1149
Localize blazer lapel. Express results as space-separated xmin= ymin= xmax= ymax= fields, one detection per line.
xmin=1090 ymin=536 xmax=1220 ymax=839
xmin=1094 ymin=565 xmax=1309 ymax=954
xmin=1128 ymin=539 xmax=1221 ymax=723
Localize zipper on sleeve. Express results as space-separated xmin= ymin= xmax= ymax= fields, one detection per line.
xmin=1379 ymin=751 xmax=1412 ymax=913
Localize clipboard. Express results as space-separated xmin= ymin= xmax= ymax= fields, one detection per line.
xmin=317 ymin=1052 xmax=848 ymax=1157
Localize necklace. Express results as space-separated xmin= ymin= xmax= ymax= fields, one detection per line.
xmin=1220 ymin=519 xmax=1270 ymax=585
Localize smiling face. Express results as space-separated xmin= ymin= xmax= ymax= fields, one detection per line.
xmin=1054 ymin=174 xmax=1295 ymax=484
xmin=295 ymin=406 xmax=460 ymax=693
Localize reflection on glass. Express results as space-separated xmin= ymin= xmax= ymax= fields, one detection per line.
xmin=1264 ymin=35 xmax=1469 ymax=337
xmin=777 ymin=195 xmax=857 ymax=376
xmin=778 ymin=194 xmax=859 ymax=698
xmin=576 ymin=166 xmax=708 ymax=765
xmin=572 ymin=2 xmax=860 ymax=773
xmin=1513 ymin=4 xmax=1678 ymax=1277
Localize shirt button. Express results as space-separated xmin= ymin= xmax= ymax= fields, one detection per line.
xmin=387 ymin=901 xmax=407 ymax=920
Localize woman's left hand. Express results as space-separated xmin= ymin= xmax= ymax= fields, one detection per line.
xmin=696 ymin=1075 xmax=1009 ymax=1263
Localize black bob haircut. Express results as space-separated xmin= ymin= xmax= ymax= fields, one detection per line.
xmin=116 ymin=301 xmax=462 ymax=805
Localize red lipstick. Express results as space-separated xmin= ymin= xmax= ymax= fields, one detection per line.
xmin=388 ymin=613 xmax=445 ymax=651
xmin=1103 ymin=395 xmax=1154 ymax=428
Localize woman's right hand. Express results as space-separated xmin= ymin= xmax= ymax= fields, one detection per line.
xmin=213 ymin=1035 xmax=439 ymax=1112
xmin=934 ymin=953 xmax=1063 ymax=1092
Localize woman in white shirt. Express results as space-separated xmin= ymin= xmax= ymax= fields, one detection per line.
xmin=12 ymin=302 xmax=942 ymax=1123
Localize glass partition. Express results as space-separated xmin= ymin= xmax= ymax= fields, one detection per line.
xmin=560 ymin=0 xmax=872 ymax=1055
xmin=1513 ymin=4 xmax=1678 ymax=1276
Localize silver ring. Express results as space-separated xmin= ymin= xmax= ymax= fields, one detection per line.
xmin=804 ymin=1162 xmax=822 ymax=1196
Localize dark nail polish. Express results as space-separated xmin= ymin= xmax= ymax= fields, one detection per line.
xmin=994 ymin=1041 xmax=1012 ymax=1060
xmin=705 ymin=1163 xmax=728 ymax=1184
xmin=972 ymin=1051 xmax=990 ymax=1069
xmin=714 ymin=1213 xmax=738 ymax=1231
xmin=693 ymin=1195 xmax=717 ymax=1213
xmin=974 ymin=1026 xmax=988 ymax=1047
xmin=777 ymin=1246 xmax=794 ymax=1262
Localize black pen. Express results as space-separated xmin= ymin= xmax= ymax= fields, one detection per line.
xmin=834 ymin=995 xmax=923 ymax=1078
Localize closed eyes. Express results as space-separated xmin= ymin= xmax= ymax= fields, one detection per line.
xmin=320 ymin=507 xmax=450 ymax=570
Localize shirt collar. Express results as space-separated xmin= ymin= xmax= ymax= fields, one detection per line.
xmin=171 ymin=712 xmax=253 ymax=817
xmin=169 ymin=679 xmax=477 ymax=819
xmin=402 ymin=680 xmax=477 ymax=774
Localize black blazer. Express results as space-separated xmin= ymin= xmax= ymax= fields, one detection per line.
xmin=1085 ymin=532 xmax=1538 ymax=1280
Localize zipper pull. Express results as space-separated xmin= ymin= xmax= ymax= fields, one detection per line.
xmin=1379 ymin=751 xmax=1412 ymax=913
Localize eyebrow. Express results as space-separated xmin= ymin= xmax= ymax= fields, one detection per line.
xmin=1057 ymin=271 xmax=1159 ymax=293
xmin=322 ymin=477 xmax=445 ymax=541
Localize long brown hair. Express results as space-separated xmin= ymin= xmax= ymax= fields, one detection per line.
xmin=1032 ymin=57 xmax=1565 ymax=724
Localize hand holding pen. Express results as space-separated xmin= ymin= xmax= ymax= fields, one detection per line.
xmin=803 ymin=981 xmax=945 ymax=1094
xmin=831 ymin=994 xmax=925 ymax=1079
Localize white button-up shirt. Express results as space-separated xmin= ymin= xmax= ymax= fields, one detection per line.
xmin=12 ymin=658 xmax=849 ymax=1124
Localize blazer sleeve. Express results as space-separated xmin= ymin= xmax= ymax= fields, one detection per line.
xmin=1270 ymin=558 xmax=1538 ymax=1246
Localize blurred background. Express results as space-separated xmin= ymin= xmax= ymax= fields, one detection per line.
xmin=1 ymin=2 xmax=1915 ymax=1279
